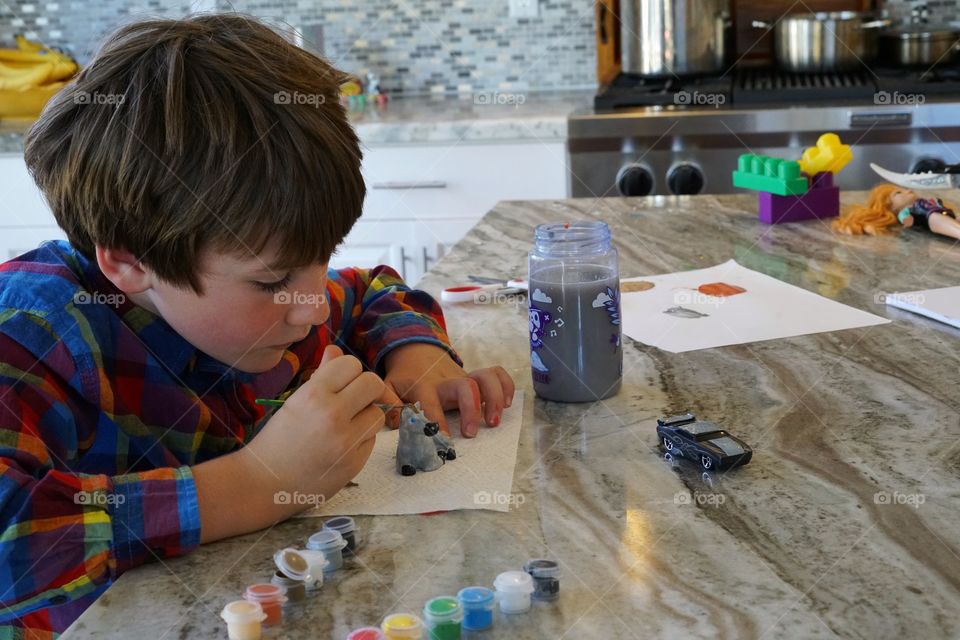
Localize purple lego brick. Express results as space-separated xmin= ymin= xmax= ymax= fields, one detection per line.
xmin=758 ymin=172 xmax=840 ymax=224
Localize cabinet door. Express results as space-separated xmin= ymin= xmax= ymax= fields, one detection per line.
xmin=0 ymin=155 xmax=55 ymax=227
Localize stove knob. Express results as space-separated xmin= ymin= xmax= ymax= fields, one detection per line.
xmin=616 ymin=163 xmax=655 ymax=197
xmin=911 ymin=157 xmax=947 ymax=174
xmin=667 ymin=163 xmax=705 ymax=195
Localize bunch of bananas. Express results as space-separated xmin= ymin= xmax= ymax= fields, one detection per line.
xmin=0 ymin=35 xmax=78 ymax=118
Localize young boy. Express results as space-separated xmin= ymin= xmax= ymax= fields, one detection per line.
xmin=0 ymin=14 xmax=514 ymax=637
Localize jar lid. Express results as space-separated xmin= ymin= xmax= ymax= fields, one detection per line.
xmin=493 ymin=570 xmax=535 ymax=594
xmin=220 ymin=600 xmax=266 ymax=624
xmin=457 ymin=586 xmax=494 ymax=605
xmin=346 ymin=627 xmax=386 ymax=640
xmin=423 ymin=596 xmax=462 ymax=623
xmin=243 ymin=583 xmax=287 ymax=604
xmin=381 ymin=613 xmax=423 ymax=636
xmin=274 ymin=548 xmax=310 ymax=581
xmin=524 ymin=558 xmax=561 ymax=578
xmin=296 ymin=548 xmax=330 ymax=575
xmin=306 ymin=529 xmax=347 ymax=551
xmin=323 ymin=515 xmax=356 ymax=533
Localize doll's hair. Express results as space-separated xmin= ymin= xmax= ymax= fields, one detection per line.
xmin=832 ymin=184 xmax=903 ymax=236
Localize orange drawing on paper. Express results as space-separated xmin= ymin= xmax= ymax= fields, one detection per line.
xmin=698 ymin=282 xmax=746 ymax=297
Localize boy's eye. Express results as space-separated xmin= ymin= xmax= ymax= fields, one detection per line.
xmin=254 ymin=272 xmax=293 ymax=293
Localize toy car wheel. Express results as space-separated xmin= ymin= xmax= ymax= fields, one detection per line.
xmin=700 ymin=455 xmax=714 ymax=470
xmin=663 ymin=437 xmax=674 ymax=451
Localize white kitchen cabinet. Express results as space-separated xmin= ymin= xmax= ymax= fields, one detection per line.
xmin=0 ymin=137 xmax=569 ymax=280
xmin=0 ymin=154 xmax=63 ymax=260
xmin=339 ymin=140 xmax=567 ymax=284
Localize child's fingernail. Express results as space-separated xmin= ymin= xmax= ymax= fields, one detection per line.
xmin=490 ymin=414 xmax=500 ymax=426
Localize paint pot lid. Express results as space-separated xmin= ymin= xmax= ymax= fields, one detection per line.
xmin=457 ymin=586 xmax=495 ymax=605
xmin=274 ymin=547 xmax=310 ymax=581
xmin=346 ymin=627 xmax=386 ymax=640
xmin=524 ymin=558 xmax=561 ymax=578
xmin=381 ymin=613 xmax=423 ymax=636
xmin=423 ymin=596 xmax=462 ymax=623
xmin=242 ymin=583 xmax=288 ymax=604
xmin=306 ymin=529 xmax=347 ymax=551
xmin=323 ymin=515 xmax=356 ymax=533
xmin=494 ymin=570 xmax=534 ymax=594
xmin=296 ymin=548 xmax=330 ymax=575
xmin=220 ymin=600 xmax=266 ymax=624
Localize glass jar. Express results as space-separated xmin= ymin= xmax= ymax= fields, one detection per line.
xmin=528 ymin=221 xmax=622 ymax=402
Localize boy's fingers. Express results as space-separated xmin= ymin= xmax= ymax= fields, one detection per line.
xmin=320 ymin=344 xmax=344 ymax=365
xmin=341 ymin=371 xmax=386 ymax=417
xmin=438 ymin=377 xmax=482 ymax=438
xmin=349 ymin=405 xmax=386 ymax=447
xmin=493 ymin=366 xmax=516 ymax=408
xmin=318 ymin=354 xmax=364 ymax=393
xmin=379 ymin=382 xmax=403 ymax=429
xmin=469 ymin=369 xmax=505 ymax=427
xmin=415 ymin=390 xmax=450 ymax=436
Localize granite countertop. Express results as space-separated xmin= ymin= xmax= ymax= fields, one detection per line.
xmin=0 ymin=90 xmax=592 ymax=153
xmin=62 ymin=192 xmax=960 ymax=639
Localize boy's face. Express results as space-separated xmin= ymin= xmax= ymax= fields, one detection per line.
xmin=138 ymin=246 xmax=331 ymax=374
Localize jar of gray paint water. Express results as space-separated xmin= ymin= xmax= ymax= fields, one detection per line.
xmin=528 ymin=221 xmax=622 ymax=402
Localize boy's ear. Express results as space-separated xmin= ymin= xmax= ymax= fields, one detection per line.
xmin=94 ymin=245 xmax=153 ymax=294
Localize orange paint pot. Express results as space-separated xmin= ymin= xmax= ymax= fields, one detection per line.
xmin=242 ymin=583 xmax=287 ymax=626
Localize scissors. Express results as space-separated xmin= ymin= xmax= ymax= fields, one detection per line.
xmin=870 ymin=162 xmax=960 ymax=190
xmin=440 ymin=276 xmax=528 ymax=303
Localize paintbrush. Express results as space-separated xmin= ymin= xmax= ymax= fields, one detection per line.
xmin=255 ymin=398 xmax=409 ymax=412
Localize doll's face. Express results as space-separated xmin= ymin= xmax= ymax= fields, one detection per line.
xmin=889 ymin=188 xmax=917 ymax=212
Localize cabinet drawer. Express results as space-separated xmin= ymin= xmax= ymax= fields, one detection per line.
xmin=360 ymin=141 xmax=566 ymax=222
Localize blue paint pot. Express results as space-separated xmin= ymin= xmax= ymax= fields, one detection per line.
xmin=457 ymin=586 xmax=494 ymax=631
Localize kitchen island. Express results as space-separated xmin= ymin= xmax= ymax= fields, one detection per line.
xmin=63 ymin=193 xmax=960 ymax=639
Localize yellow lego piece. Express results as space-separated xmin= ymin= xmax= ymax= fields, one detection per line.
xmin=800 ymin=133 xmax=852 ymax=176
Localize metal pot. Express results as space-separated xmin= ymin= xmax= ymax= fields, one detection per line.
xmin=753 ymin=12 xmax=889 ymax=72
xmin=880 ymin=26 xmax=960 ymax=66
xmin=621 ymin=0 xmax=732 ymax=76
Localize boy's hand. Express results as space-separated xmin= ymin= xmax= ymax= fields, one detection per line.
xmin=245 ymin=345 xmax=387 ymax=498
xmin=382 ymin=343 xmax=515 ymax=438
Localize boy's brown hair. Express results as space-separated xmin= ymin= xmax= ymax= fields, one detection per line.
xmin=24 ymin=13 xmax=364 ymax=293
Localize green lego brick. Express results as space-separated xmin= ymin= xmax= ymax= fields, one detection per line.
xmin=732 ymin=154 xmax=809 ymax=196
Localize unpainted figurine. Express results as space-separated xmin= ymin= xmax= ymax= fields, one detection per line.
xmin=832 ymin=183 xmax=960 ymax=240
xmin=396 ymin=402 xmax=456 ymax=476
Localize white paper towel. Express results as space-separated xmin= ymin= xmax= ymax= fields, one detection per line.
xmin=300 ymin=392 xmax=525 ymax=516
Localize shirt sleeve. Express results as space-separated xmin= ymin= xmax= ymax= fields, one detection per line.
xmin=0 ymin=332 xmax=201 ymax=621
xmin=325 ymin=265 xmax=462 ymax=374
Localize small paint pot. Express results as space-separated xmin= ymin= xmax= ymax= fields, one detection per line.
xmin=323 ymin=516 xmax=359 ymax=554
xmin=457 ymin=586 xmax=495 ymax=631
xmin=422 ymin=596 xmax=462 ymax=640
xmin=524 ymin=558 xmax=561 ymax=601
xmin=242 ymin=583 xmax=287 ymax=626
xmin=220 ymin=600 xmax=266 ymax=640
xmin=381 ymin=612 xmax=424 ymax=639
xmin=273 ymin=547 xmax=309 ymax=601
xmin=271 ymin=571 xmax=306 ymax=603
xmin=306 ymin=529 xmax=348 ymax=572
xmin=296 ymin=548 xmax=330 ymax=592
xmin=493 ymin=571 xmax=534 ymax=614
xmin=346 ymin=627 xmax=386 ymax=640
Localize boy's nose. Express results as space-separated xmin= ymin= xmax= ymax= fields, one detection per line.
xmin=285 ymin=291 xmax=330 ymax=327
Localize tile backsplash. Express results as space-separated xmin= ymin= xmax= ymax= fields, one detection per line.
xmin=0 ymin=0 xmax=597 ymax=96
xmin=881 ymin=0 xmax=959 ymax=22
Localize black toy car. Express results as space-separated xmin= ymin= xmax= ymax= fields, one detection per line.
xmin=656 ymin=413 xmax=752 ymax=471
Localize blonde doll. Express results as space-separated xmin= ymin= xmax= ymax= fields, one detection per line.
xmin=833 ymin=183 xmax=960 ymax=240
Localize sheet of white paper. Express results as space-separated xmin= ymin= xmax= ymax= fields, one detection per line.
xmin=620 ymin=259 xmax=890 ymax=353
xmin=886 ymin=287 xmax=960 ymax=330
xmin=299 ymin=392 xmax=525 ymax=516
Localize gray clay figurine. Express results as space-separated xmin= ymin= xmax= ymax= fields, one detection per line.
xmin=396 ymin=402 xmax=456 ymax=476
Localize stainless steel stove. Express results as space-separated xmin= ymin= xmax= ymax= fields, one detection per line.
xmin=568 ymin=67 xmax=960 ymax=197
